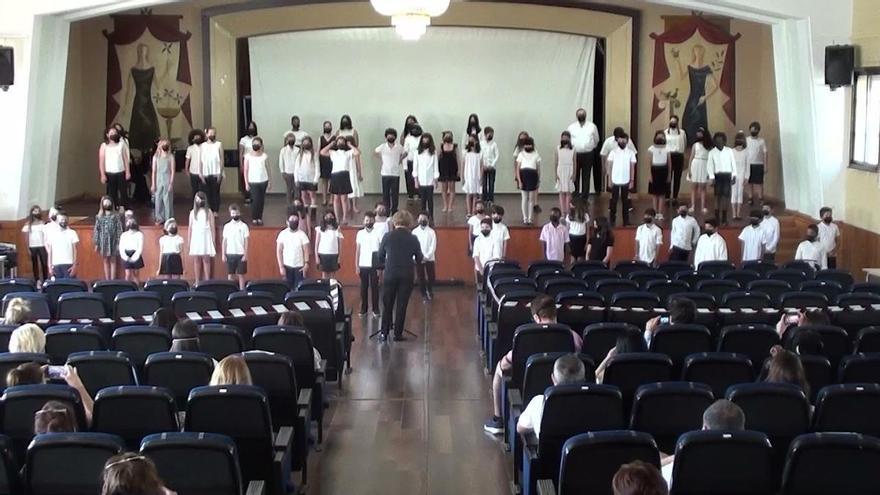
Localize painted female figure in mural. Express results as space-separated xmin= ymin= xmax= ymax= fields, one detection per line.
xmin=674 ymin=44 xmax=719 ymax=145
xmin=123 ymin=43 xmax=161 ymax=150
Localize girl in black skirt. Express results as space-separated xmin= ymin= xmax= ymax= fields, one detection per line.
xmin=158 ymin=219 xmax=184 ymax=279
xmin=320 ymin=135 xmax=361 ymax=225
xmin=438 ymin=131 xmax=461 ymax=214
xmin=567 ymin=201 xmax=589 ymax=262
xmin=119 ymin=219 xmax=145 ymax=285
xmin=647 ymin=130 xmax=671 ymax=220
xmin=315 ymin=212 xmax=343 ymax=279
xmin=319 ymin=121 xmax=334 ymax=206
xmin=515 ymin=137 xmax=541 ymax=225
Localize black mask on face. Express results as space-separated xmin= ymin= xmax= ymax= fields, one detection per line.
xmin=365 ymin=221 xmax=374 ymax=230
xmin=169 ymin=227 xmax=178 ymax=235
xmin=715 ymin=140 xmax=725 ymax=150
xmin=196 ymin=199 xmax=205 ymax=207
xmin=475 ymin=207 xmax=484 ymax=215
xmin=750 ymin=218 xmax=761 ymax=226
xmin=492 ymin=216 xmax=501 ymax=224
xmin=679 ymin=210 xmax=688 ymax=218
xmin=750 ymin=130 xmax=759 ymax=137
xmin=324 ymin=127 xmax=332 ymax=134
xmin=109 ymin=134 xmax=120 ymax=143
xmin=481 ymin=229 xmax=491 ymax=237
xmin=231 ymin=214 xmax=240 ymax=221
xmin=654 ymin=138 xmax=666 ymax=145
xmin=161 ymin=144 xmax=170 ymax=152
xmin=289 ymin=220 xmax=299 ymax=230
xmin=207 ymin=134 xmax=216 ymax=142
xmin=669 ymin=121 xmax=678 ymax=129
xmin=102 ymin=201 xmax=112 ymax=211
xmin=387 ymin=136 xmax=395 ymax=144
xmin=806 ymin=233 xmax=817 ymax=242
xmin=763 ymin=209 xmax=771 ymax=217
xmin=734 ymin=139 xmax=746 ymax=147
xmin=287 ymin=139 xmax=296 ymax=147
xmin=247 ymin=128 xmax=257 ymax=137
xmin=550 ymin=214 xmax=560 ymax=224
xmin=644 ymin=217 xmax=653 ymax=224
xmin=252 ymin=143 xmax=263 ymax=151
xmin=32 ymin=212 xmax=41 ymax=219
xmin=419 ymin=220 xmax=428 ymax=227
xmin=59 ymin=221 xmax=68 ymax=229
xmin=706 ymin=229 xmax=715 ymax=236
xmin=617 ymin=141 xmax=627 ymax=149
xmin=577 ymin=113 xmax=586 ymax=123
xmin=823 ymin=217 xmax=833 ymax=224
xmin=524 ymin=146 xmax=534 ymax=152
xmin=443 ymin=136 xmax=453 ymax=144
xmin=194 ymin=137 xmax=203 ymax=144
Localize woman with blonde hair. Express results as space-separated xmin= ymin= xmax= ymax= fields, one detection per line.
xmin=8 ymin=323 xmax=46 ymax=353
xmin=209 ymin=354 xmax=252 ymax=386
xmin=188 ymin=191 xmax=216 ymax=282
xmin=93 ymin=195 xmax=123 ymax=280
xmin=101 ymin=452 xmax=176 ymax=495
xmin=3 ymin=297 xmax=31 ymax=325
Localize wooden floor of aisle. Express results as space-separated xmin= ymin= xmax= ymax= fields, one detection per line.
xmin=305 ymin=287 xmax=510 ymax=495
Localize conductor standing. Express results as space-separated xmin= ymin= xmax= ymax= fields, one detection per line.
xmin=378 ymin=210 xmax=423 ymax=341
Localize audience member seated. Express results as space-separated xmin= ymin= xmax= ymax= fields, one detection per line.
xmin=2 ymin=297 xmax=31 ymax=325
xmin=277 ymin=310 xmax=323 ymax=371
xmin=515 ymin=354 xmax=586 ymax=439
xmin=775 ymin=309 xmax=830 ymax=349
xmin=209 ymin=354 xmax=253 ymax=386
xmin=788 ymin=328 xmax=824 ymax=356
xmin=613 ymin=460 xmax=669 ymax=495
xmin=764 ymin=345 xmax=810 ymax=397
xmin=34 ymin=400 xmax=78 ymax=434
xmin=151 ymin=308 xmax=178 ymax=332
xmin=643 ymin=297 xmax=697 ymax=346
xmin=484 ymin=294 xmax=583 ymax=435
xmin=595 ymin=328 xmax=648 ymax=383
xmin=169 ymin=318 xmax=200 ymax=352
xmin=100 ymin=452 xmax=177 ymax=495
xmin=8 ymin=323 xmax=46 ymax=353
xmin=661 ymin=399 xmax=746 ymax=488
xmin=6 ymin=362 xmax=94 ymax=424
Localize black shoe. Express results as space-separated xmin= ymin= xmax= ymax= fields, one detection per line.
xmin=377 ymin=333 xmax=387 ymax=342
xmin=393 ymin=334 xmax=406 ymax=341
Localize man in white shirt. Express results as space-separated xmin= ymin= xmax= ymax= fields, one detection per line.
xmin=473 ymin=218 xmax=501 ymax=283
xmin=566 ymin=108 xmax=601 ymax=197
xmin=490 ymin=205 xmax=510 ymax=258
xmin=282 ymin=115 xmax=309 ymax=145
xmin=661 ymin=400 xmax=746 ymax=489
xmin=817 ymin=207 xmax=840 ymax=269
xmin=635 ymin=209 xmax=663 ymax=266
xmin=664 ymin=115 xmax=688 ymax=205
xmin=355 ymin=211 xmax=381 ymax=316
xmin=759 ymin=204 xmax=780 ymax=262
xmin=738 ymin=210 xmax=765 ymax=263
xmin=746 ymin=121 xmax=769 ymax=206
xmin=693 ymin=218 xmax=728 ymax=269
xmin=795 ymin=224 xmax=827 ymax=270
xmin=413 ymin=212 xmax=437 ymax=301
xmin=599 ymin=127 xmax=637 ymax=162
xmin=706 ymin=132 xmax=737 ymax=225
xmin=375 ymin=128 xmax=407 ymax=215
xmin=185 ymin=129 xmax=204 ymax=200
xmin=606 ymin=133 xmax=637 ymax=226
xmin=516 ymin=354 xmax=586 ymax=440
xmin=276 ymin=213 xmax=311 ymax=289
xmin=46 ymin=213 xmax=79 ymax=279
xmin=222 ymin=204 xmax=249 ymax=290
xmin=481 ymin=127 xmax=500 ymax=204
xmin=670 ymin=206 xmax=701 ymax=262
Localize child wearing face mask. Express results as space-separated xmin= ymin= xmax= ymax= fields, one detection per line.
xmin=243 ymin=136 xmax=270 ymax=225
xmin=347 ymin=135 xmax=365 ymax=215
xmin=706 ymin=132 xmax=737 ymax=225
xmin=46 ymin=213 xmax=79 ymax=279
xmin=373 ymin=203 xmax=391 ymax=239
xmin=473 ymin=217 xmax=501 ymax=283
xmin=356 ymin=211 xmax=382 ymax=316
xmin=467 ymin=201 xmax=486 ymax=256
xmin=403 ymin=122 xmax=422 ymax=201
xmin=119 ymin=219 xmax=144 ymax=285
xmin=556 ymin=131 xmax=576 ymax=216
xmin=185 ymin=129 xmax=205 ymax=200
xmin=99 ymin=126 xmax=131 ymax=210
xmin=664 ymin=115 xmax=687 ymax=205
xmin=635 ymin=209 xmax=663 ymax=266
xmin=276 ymin=214 xmax=310 ymax=288
xmin=222 ymin=204 xmax=250 ymax=290
xmin=375 ymin=128 xmax=407 ymax=215
xmin=688 ymin=127 xmax=712 ymax=215
xmin=516 ymin=137 xmax=541 ymax=225
xmin=151 ymin=138 xmax=175 ymax=225
xmin=540 ymin=207 xmax=569 ymax=263
xmin=239 ymin=121 xmax=258 ymax=206
xmin=795 ymin=224 xmax=827 ymax=270
xmin=481 ymin=127 xmax=499 ymax=205
xmin=320 ymin=136 xmax=361 ymax=225
xmin=490 ymin=205 xmax=510 ymax=257
xmin=413 ymin=132 xmax=439 ymax=219
xmin=200 ymin=127 xmax=225 ymax=214
xmin=22 ymin=205 xmax=49 ymax=285
xmin=738 ymin=210 xmax=765 ymax=263
xmin=438 ymin=131 xmax=461 ymax=214
xmin=462 ymin=135 xmax=483 ymax=217
xmin=279 ymin=133 xmax=301 ymax=205
xmin=413 ymin=212 xmax=437 ymax=301
xmin=188 ymin=191 xmax=216 ymax=283
xmin=648 ymin=130 xmax=671 ymax=220
xmin=730 ymin=131 xmax=750 ymax=220
xmin=693 ymin=218 xmax=728 ymax=269
xmin=319 ymin=121 xmax=334 ymax=206
xmin=93 ymin=196 xmax=123 ymax=280
xmin=296 ymin=136 xmax=320 ymax=212
xmin=157 ymin=219 xmax=184 ymax=280
xmin=817 ymin=207 xmax=840 ymax=269
xmin=315 ymin=213 xmax=344 ymax=279
xmin=567 ymin=201 xmax=589 ymax=262
xmin=746 ymin=121 xmax=769 ymax=206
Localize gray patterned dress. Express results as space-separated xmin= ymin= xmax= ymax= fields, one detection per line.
xmin=93 ymin=213 xmax=123 ymax=257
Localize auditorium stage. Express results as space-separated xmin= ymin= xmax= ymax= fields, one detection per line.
xmin=39 ymin=193 xmax=796 ymax=286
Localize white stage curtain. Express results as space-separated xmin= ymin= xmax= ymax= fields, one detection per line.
xmin=249 ymin=27 xmax=596 ymax=195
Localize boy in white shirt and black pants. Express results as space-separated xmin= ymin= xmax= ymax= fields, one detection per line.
xmin=606 ymin=133 xmax=637 ymax=226
xmin=635 ymin=209 xmax=663 ymax=266
xmin=706 ymin=132 xmax=737 ymax=225
xmin=276 ymin=213 xmax=310 ymax=289
xmin=738 ymin=210 xmax=765 ymax=263
xmin=746 ymin=121 xmax=769 ymax=206
xmin=356 ymin=211 xmax=381 ymax=316
xmin=818 ymin=207 xmax=840 ymax=269
xmin=413 ymin=212 xmax=437 ymax=301
xmin=46 ymin=213 xmax=79 ymax=279
xmin=222 ymin=204 xmax=249 ymax=290
xmin=375 ymin=128 xmax=407 ymax=215
xmin=481 ymin=127 xmax=499 ymax=204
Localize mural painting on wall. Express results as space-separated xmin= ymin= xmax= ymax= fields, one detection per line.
xmin=650 ymin=14 xmax=741 ymax=143
xmin=103 ymin=11 xmax=193 ymax=152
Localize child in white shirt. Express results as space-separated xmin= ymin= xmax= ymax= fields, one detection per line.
xmin=119 ymin=219 xmax=145 ymax=285
xmin=157 ymin=219 xmax=184 ymax=280
xmin=635 ymin=209 xmax=663 ymax=266
xmin=481 ymin=127 xmax=499 ymax=204
xmin=222 ymin=204 xmax=250 ymax=290
xmin=413 ymin=212 xmax=437 ymax=300
xmin=355 ymin=212 xmax=381 ymax=315
xmin=315 ymin=212 xmax=344 ymax=278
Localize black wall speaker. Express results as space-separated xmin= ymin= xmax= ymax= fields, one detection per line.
xmin=0 ymin=46 xmax=13 ymax=87
xmin=825 ymin=44 xmax=854 ymax=88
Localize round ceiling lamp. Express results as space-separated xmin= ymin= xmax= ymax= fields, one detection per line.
xmin=370 ymin=0 xmax=451 ymax=40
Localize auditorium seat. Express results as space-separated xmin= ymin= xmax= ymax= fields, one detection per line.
xmin=673 ymin=271 xmax=714 ymax=288
xmin=694 ymin=280 xmax=741 ymax=305
xmin=113 ymin=291 xmax=161 ymax=319
xmin=171 ymin=291 xmax=219 ymax=316
xmin=657 ymin=261 xmax=693 ymax=280
xmin=855 ymin=326 xmax=880 ymax=353
xmin=648 ymin=324 xmax=713 ymax=374
xmin=0 ymin=435 xmax=20 ymax=495
xmin=800 ymin=280 xmax=845 ymax=301
xmin=92 ymin=280 xmax=138 ymax=311
xmin=0 ymin=327 xmax=12 ymax=354
xmin=92 ymin=385 xmax=178 ymax=450
xmin=851 ymin=282 xmax=880 ymax=296
xmin=492 ymin=277 xmax=538 ymax=302
xmin=245 ymin=280 xmax=291 ymax=305
xmin=807 ymin=325 xmax=852 ymax=368
xmin=696 ymin=261 xmax=736 ymax=278
xmin=555 ymin=291 xmax=605 ymax=334
xmin=540 ymin=430 xmax=659 ymax=495
xmin=543 ymin=278 xmax=588 ymax=298
xmin=284 ymin=291 xmax=346 ymax=383
xmin=41 ymin=279 xmax=87 ymax=315
xmin=24 ymin=432 xmax=124 ymax=495
xmin=779 ymin=291 xmax=828 ymax=310
xmin=781 ymin=432 xmax=880 ymax=495
xmin=670 ymin=292 xmax=717 ymax=310
xmin=484 ymin=291 xmax=536 ymax=373
xmin=645 ymin=279 xmax=690 ymax=306
xmin=1 ymin=384 xmax=89 ymax=463
xmin=629 ymin=382 xmax=713 ymax=454
xmin=185 ymin=385 xmax=293 ymax=495
xmin=721 ymin=291 xmax=771 ymax=311
xmin=835 ymin=292 xmax=880 ymax=308
xmin=194 ymin=280 xmax=240 ymax=311
xmin=581 ymin=322 xmax=639 ymax=363
xmin=670 ymin=430 xmax=774 ymax=495
xmin=521 ymin=384 xmax=624 ymax=495
xmin=838 ymin=353 xmax=880 ymax=383
xmin=767 ymin=269 xmax=809 ymax=290
xmin=718 ymin=324 xmax=779 ymax=373
xmin=720 ymin=269 xmax=761 ymax=288
xmin=602 ymin=353 xmax=674 ymax=411
xmin=144 ymin=351 xmax=213 ymax=409
xmin=747 ymin=280 xmax=791 ymax=307
xmin=44 ymin=324 xmax=105 ymax=364
xmin=198 ymin=323 xmax=245 ymax=361
xmin=0 ymin=352 xmax=49 ymax=390
xmin=1 ymin=292 xmax=50 ymax=320
xmin=527 ymin=260 xmax=565 ymax=279
xmin=111 ymin=326 xmax=171 ymax=371
xmin=815 ymin=269 xmax=854 ymax=290
xmin=681 ymin=352 xmax=754 ymax=398
xmin=782 ymin=261 xmax=817 ymax=278
xmin=228 ymin=290 xmax=275 ymax=311
xmin=570 ymin=260 xmax=606 ymax=278
xmin=142 ymin=278 xmax=190 ymax=308
xmin=595 ymin=279 xmax=639 ymax=302
xmin=741 ymin=260 xmax=777 ymax=278
xmin=66 ymin=351 xmax=137 ymax=397
xmin=0 ymin=278 xmax=35 ymax=300
xmin=141 ymin=432 xmax=258 ymax=495
xmin=799 ymin=355 xmax=832 ymax=403
xmin=581 ymin=269 xmax=620 ymax=290
xmin=812 ymin=383 xmax=880 ymax=436
xmin=56 ymin=292 xmax=107 ymax=319
xmin=608 ymin=292 xmax=661 ymax=328
xmin=614 ymin=260 xmax=650 ymax=278
xmin=627 ymin=270 xmax=667 ymax=289
xmin=535 ymin=271 xmax=574 ymax=291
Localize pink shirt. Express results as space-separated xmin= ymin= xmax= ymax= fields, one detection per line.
xmin=540 ymin=222 xmax=569 ymax=261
